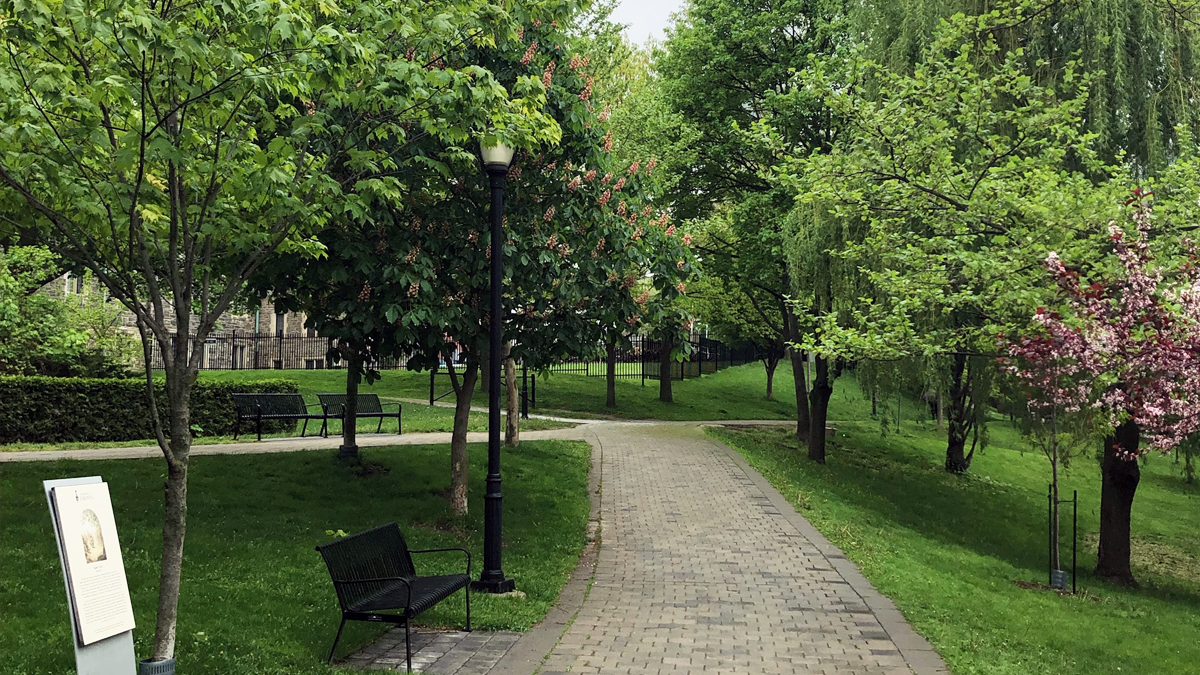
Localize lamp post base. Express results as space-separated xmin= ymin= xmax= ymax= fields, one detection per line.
xmin=470 ymin=576 xmax=516 ymax=594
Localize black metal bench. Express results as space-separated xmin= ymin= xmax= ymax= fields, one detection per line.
xmin=231 ymin=393 xmax=329 ymax=441
xmin=318 ymin=393 xmax=402 ymax=434
xmin=315 ymin=522 xmax=471 ymax=669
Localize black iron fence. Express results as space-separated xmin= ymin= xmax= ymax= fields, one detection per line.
xmin=150 ymin=332 xmax=761 ymax=380
xmin=542 ymin=334 xmax=760 ymax=382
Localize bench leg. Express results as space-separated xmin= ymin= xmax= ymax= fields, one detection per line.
xmin=377 ymin=417 xmax=383 ymax=434
xmin=466 ymin=584 xmax=471 ymax=632
xmin=327 ymin=617 xmax=347 ymax=665
xmin=301 ymin=418 xmax=309 ymax=438
xmin=405 ymin=619 xmax=412 ymax=673
xmin=256 ymin=415 xmax=262 ymax=442
xmin=233 ymin=419 xmax=239 ymax=441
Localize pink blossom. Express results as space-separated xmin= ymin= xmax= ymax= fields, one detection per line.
xmin=1008 ymin=197 xmax=1200 ymax=455
xmin=598 ymin=190 xmax=611 ymax=206
xmin=544 ymin=206 xmax=556 ymax=222
xmin=613 ymin=177 xmax=626 ymax=192
xmin=584 ymin=169 xmax=597 ymax=182
xmin=543 ymin=61 xmax=556 ymax=88
xmin=521 ymin=41 xmax=538 ymax=65
xmin=683 ymin=234 xmax=693 ymax=246
xmin=676 ymin=282 xmax=686 ymax=293
xmin=665 ymin=224 xmax=676 ymax=236
xmin=628 ymin=161 xmax=640 ymax=175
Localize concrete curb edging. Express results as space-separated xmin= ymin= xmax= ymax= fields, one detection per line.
xmin=487 ymin=429 xmax=604 ymax=675
xmin=709 ymin=425 xmax=951 ymax=675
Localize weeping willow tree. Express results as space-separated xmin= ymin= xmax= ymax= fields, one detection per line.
xmin=855 ymin=0 xmax=1200 ymax=174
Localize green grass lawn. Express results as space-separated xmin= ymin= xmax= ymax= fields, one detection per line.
xmin=528 ymin=360 xmax=836 ymax=420
xmin=0 ymin=440 xmax=591 ymax=674
xmin=710 ymin=385 xmax=1200 ymax=674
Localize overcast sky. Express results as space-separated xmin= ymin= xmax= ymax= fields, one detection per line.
xmin=611 ymin=0 xmax=686 ymax=45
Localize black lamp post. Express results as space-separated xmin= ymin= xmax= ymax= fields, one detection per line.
xmin=472 ymin=140 xmax=516 ymax=594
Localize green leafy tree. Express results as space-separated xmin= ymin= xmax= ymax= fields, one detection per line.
xmin=0 ymin=0 xmax=553 ymax=660
xmin=855 ymin=0 xmax=1200 ymax=174
xmin=687 ymin=214 xmax=787 ymax=399
xmin=0 ymin=246 xmax=86 ymax=374
xmin=778 ymin=11 xmax=1122 ymax=472
xmin=657 ymin=0 xmax=848 ymax=444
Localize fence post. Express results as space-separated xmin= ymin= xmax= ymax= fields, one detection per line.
xmin=430 ymin=365 xmax=436 ymax=406
xmin=521 ymin=361 xmax=529 ymax=419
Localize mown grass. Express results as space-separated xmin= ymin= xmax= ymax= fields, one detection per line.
xmin=526 ymin=360 xmax=865 ymax=421
xmin=0 ymin=440 xmax=591 ymax=674
xmin=206 ymin=361 xmax=830 ymax=422
xmin=710 ymin=383 xmax=1200 ymax=675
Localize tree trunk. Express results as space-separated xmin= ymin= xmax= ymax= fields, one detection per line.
xmin=152 ymin=371 xmax=192 ymax=660
xmin=659 ymin=338 xmax=674 ymax=403
xmin=606 ymin=333 xmax=618 ymax=408
xmin=505 ymin=346 xmax=518 ymax=446
xmin=945 ymin=353 xmax=974 ymax=474
xmin=763 ymin=354 xmax=779 ymax=401
xmin=808 ymin=354 xmax=833 ymax=463
xmin=450 ymin=362 xmax=479 ymax=517
xmin=789 ymin=348 xmax=810 ymax=444
xmin=1095 ymin=419 xmax=1141 ymax=586
xmin=339 ymin=353 xmax=360 ymax=461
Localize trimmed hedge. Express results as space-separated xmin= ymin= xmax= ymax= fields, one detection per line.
xmin=0 ymin=376 xmax=299 ymax=444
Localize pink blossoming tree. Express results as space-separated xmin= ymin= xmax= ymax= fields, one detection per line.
xmin=1008 ymin=195 xmax=1200 ymax=585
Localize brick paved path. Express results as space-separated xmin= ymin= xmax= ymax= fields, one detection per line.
xmin=538 ymin=422 xmax=944 ymax=675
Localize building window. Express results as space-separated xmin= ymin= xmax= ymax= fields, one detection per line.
xmin=306 ymin=326 xmax=316 ymax=338
xmin=275 ymin=312 xmax=286 ymax=338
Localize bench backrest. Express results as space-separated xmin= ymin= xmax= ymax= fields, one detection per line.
xmin=231 ymin=392 xmax=308 ymax=417
xmin=318 ymin=393 xmax=384 ymax=416
xmin=316 ymin=522 xmax=416 ymax=610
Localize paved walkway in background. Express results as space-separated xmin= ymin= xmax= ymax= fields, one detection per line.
xmin=6 ymin=418 xmax=945 ymax=674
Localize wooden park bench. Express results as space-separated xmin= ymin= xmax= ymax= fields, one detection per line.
xmin=231 ymin=392 xmax=329 ymax=441
xmin=318 ymin=393 xmax=402 ymax=435
xmin=316 ymin=522 xmax=471 ymax=669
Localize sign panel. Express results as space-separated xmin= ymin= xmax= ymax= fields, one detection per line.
xmin=45 ymin=476 xmax=137 ymax=675
xmin=49 ymin=481 xmax=137 ymax=645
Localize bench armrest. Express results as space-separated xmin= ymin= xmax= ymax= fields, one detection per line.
xmin=410 ymin=547 xmax=471 ymax=575
xmin=330 ymin=575 xmax=413 ymax=608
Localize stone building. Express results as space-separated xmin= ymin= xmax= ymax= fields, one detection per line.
xmin=46 ymin=272 xmax=332 ymax=370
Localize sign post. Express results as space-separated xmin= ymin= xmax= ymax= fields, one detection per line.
xmin=44 ymin=476 xmax=136 ymax=675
